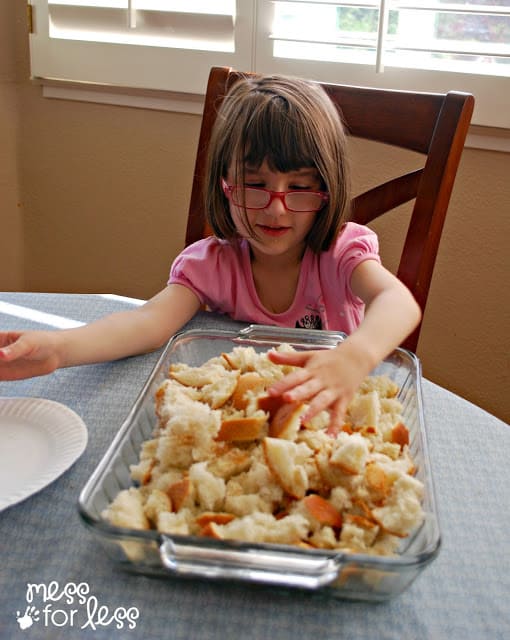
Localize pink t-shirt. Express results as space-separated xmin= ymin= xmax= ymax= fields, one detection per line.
xmin=169 ymin=222 xmax=380 ymax=333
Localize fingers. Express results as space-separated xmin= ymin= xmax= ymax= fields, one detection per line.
xmin=0 ymin=331 xmax=60 ymax=380
xmin=267 ymin=349 xmax=310 ymax=367
xmin=269 ymin=367 xmax=351 ymax=424
xmin=328 ymin=398 xmax=350 ymax=427
xmin=0 ymin=331 xmax=21 ymax=349
xmin=268 ymin=367 xmax=311 ymax=397
xmin=268 ymin=348 xmax=360 ymax=428
xmin=302 ymin=388 xmax=337 ymax=418
xmin=0 ymin=334 xmax=34 ymax=361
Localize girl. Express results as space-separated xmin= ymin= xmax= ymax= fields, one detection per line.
xmin=0 ymin=74 xmax=421 ymax=425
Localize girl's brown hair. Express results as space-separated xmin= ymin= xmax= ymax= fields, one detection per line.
xmin=204 ymin=73 xmax=351 ymax=253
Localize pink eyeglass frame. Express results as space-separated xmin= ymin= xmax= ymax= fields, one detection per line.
xmin=221 ymin=179 xmax=329 ymax=212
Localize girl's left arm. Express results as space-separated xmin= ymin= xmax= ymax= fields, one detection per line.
xmin=267 ymin=260 xmax=421 ymax=425
xmin=343 ymin=258 xmax=422 ymax=369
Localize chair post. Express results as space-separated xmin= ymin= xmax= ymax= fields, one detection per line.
xmin=398 ymin=93 xmax=474 ymax=326
xmin=186 ymin=67 xmax=232 ymax=246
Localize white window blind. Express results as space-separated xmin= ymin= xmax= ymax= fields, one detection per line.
xmin=255 ymin=0 xmax=510 ymax=127
xmin=29 ymin=0 xmax=510 ymax=127
xmin=48 ymin=0 xmax=236 ymax=51
xmin=262 ymin=0 xmax=509 ymax=75
xmin=29 ymin=0 xmax=255 ymax=94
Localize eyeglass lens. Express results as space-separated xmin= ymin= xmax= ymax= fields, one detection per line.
xmin=231 ymin=186 xmax=325 ymax=212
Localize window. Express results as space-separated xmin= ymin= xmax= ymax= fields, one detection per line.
xmin=255 ymin=0 xmax=510 ymax=127
xmin=29 ymin=0 xmax=510 ymax=127
xmin=266 ymin=0 xmax=509 ymax=76
xmin=29 ymin=0 xmax=255 ymax=94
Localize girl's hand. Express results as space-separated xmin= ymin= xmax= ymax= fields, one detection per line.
xmin=0 ymin=331 xmax=61 ymax=380
xmin=266 ymin=261 xmax=422 ymax=427
xmin=267 ymin=341 xmax=374 ymax=426
xmin=0 ymin=285 xmax=202 ymax=382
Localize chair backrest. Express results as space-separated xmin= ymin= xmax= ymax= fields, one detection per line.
xmin=186 ymin=66 xmax=474 ymax=352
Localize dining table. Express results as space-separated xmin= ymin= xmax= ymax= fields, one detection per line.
xmin=0 ymin=291 xmax=508 ymax=640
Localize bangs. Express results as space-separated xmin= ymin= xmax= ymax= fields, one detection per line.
xmin=238 ymin=94 xmax=318 ymax=175
xmin=206 ymin=73 xmax=350 ymax=252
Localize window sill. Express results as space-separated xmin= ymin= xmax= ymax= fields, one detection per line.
xmin=39 ymin=78 xmax=205 ymax=115
xmin=38 ymin=79 xmax=510 ymax=153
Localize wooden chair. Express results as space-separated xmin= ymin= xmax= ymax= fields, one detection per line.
xmin=186 ymin=66 xmax=474 ymax=352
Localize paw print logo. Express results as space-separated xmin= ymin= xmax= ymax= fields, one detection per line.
xmin=16 ymin=606 xmax=40 ymax=630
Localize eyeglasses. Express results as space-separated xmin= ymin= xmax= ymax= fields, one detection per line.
xmin=221 ymin=179 xmax=329 ymax=213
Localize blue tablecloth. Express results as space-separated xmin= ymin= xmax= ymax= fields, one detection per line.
xmin=0 ymin=293 xmax=508 ymax=640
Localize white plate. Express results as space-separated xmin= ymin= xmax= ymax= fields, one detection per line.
xmin=0 ymin=398 xmax=88 ymax=511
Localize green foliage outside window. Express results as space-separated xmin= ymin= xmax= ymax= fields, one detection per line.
xmin=337 ymin=8 xmax=399 ymax=35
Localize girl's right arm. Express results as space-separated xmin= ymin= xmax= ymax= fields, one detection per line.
xmin=0 ymin=284 xmax=201 ymax=380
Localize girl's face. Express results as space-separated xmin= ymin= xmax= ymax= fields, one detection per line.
xmin=225 ymin=160 xmax=322 ymax=262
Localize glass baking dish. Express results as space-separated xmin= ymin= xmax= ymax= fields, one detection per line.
xmin=78 ymin=325 xmax=440 ymax=601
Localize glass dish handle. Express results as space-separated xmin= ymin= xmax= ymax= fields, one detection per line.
xmin=160 ymin=537 xmax=342 ymax=589
xmin=236 ymin=324 xmax=346 ymax=348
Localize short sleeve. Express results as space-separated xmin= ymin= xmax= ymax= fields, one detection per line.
xmin=335 ymin=222 xmax=380 ymax=283
xmin=321 ymin=222 xmax=381 ymax=305
xmin=168 ymin=237 xmax=241 ymax=315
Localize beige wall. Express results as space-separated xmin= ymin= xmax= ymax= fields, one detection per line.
xmin=2 ymin=2 xmax=509 ymax=423
xmin=0 ymin=2 xmax=24 ymax=289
